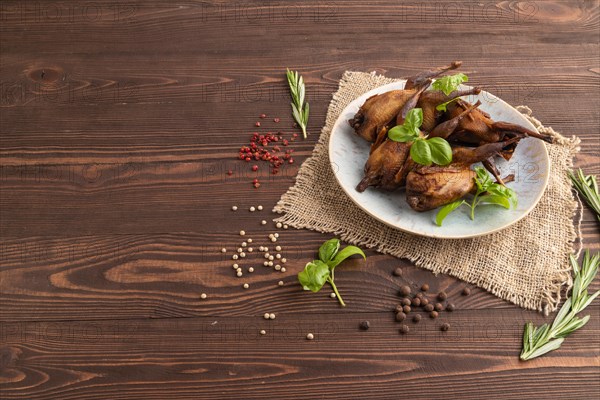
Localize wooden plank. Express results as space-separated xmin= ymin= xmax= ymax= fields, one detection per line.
xmin=0 ymin=311 xmax=599 ymax=400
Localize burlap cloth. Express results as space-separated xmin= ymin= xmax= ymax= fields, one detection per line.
xmin=274 ymin=71 xmax=582 ymax=314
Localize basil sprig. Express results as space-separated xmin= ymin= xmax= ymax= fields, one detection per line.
xmin=388 ymin=108 xmax=452 ymax=166
xmin=435 ymin=166 xmax=517 ymax=226
xmin=431 ymin=73 xmax=468 ymax=96
xmin=298 ymin=238 xmax=366 ymax=306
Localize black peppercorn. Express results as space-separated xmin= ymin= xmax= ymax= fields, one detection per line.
xmin=446 ymin=303 xmax=455 ymax=312
xmin=403 ymin=305 xmax=411 ymax=314
xmin=412 ymin=314 xmax=422 ymax=323
xmin=434 ymin=303 xmax=444 ymax=312
xmin=399 ymin=324 xmax=410 ymax=334
xmin=424 ymin=304 xmax=434 ymax=312
xmin=462 ymin=287 xmax=471 ymax=296
xmin=411 ymin=297 xmax=421 ymax=307
xmin=437 ymin=292 xmax=447 ymax=301
xmin=359 ymin=321 xmax=370 ymax=330
xmin=399 ymin=285 xmax=411 ymax=297
xmin=396 ymin=312 xmax=406 ymax=322
xmin=421 ymin=284 xmax=429 ymax=292
xmin=441 ymin=323 xmax=450 ymax=331
xmin=430 ymin=311 xmax=439 ymax=319
xmin=393 ymin=267 xmax=403 ymax=277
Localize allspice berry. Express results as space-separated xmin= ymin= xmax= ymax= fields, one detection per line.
xmin=399 ymin=325 xmax=410 ymax=334
xmin=411 ymin=297 xmax=421 ymax=307
xmin=421 ymin=297 xmax=429 ymax=306
xmin=412 ymin=314 xmax=422 ymax=323
xmin=434 ymin=303 xmax=444 ymax=312
xmin=393 ymin=267 xmax=403 ymax=277
xmin=446 ymin=303 xmax=456 ymax=312
xmin=359 ymin=321 xmax=370 ymax=330
xmin=430 ymin=311 xmax=439 ymax=319
xmin=441 ymin=323 xmax=450 ymax=331
xmin=421 ymin=284 xmax=429 ymax=292
xmin=401 ymin=298 xmax=411 ymax=306
xmin=396 ymin=312 xmax=407 ymax=322
xmin=403 ymin=305 xmax=411 ymax=314
xmin=424 ymin=304 xmax=434 ymax=312
xmin=395 ymin=304 xmax=404 ymax=313
xmin=462 ymin=287 xmax=471 ymax=296
xmin=437 ymin=292 xmax=448 ymax=301
xmin=399 ymin=285 xmax=411 ymax=297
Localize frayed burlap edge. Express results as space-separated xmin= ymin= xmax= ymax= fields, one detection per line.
xmin=274 ymin=71 xmax=581 ymax=315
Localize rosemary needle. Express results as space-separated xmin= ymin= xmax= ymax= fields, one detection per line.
xmin=569 ymin=168 xmax=600 ymax=221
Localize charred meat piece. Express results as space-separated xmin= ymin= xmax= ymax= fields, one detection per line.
xmin=404 ymin=61 xmax=462 ymax=90
xmin=416 ymin=87 xmax=482 ymax=132
xmin=356 ymin=139 xmax=411 ymax=192
xmin=405 ymin=138 xmax=520 ymax=211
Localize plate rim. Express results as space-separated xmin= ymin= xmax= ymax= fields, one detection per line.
xmin=328 ymin=79 xmax=550 ymax=239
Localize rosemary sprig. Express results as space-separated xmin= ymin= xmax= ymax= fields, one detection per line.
xmin=286 ymin=69 xmax=309 ymax=139
xmin=569 ymin=168 xmax=600 ymax=221
xmin=520 ymin=250 xmax=600 ymax=360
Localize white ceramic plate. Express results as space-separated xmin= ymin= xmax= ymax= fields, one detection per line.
xmin=329 ymin=80 xmax=550 ymax=239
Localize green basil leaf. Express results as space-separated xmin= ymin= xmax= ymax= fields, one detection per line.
xmin=435 ymin=200 xmax=466 ymax=226
xmin=478 ymin=194 xmax=511 ymax=209
xmin=409 ymin=139 xmax=432 ymax=166
xmin=487 ymin=184 xmax=518 ymax=208
xmin=328 ymin=245 xmax=366 ymax=270
xmin=404 ymin=108 xmax=423 ymax=129
xmin=474 ymin=166 xmax=493 ymax=192
xmin=427 ymin=137 xmax=453 ymax=166
xmin=435 ymin=97 xmax=460 ymax=112
xmin=318 ymin=238 xmax=340 ymax=263
xmin=298 ymin=260 xmax=330 ymax=292
xmin=388 ymin=125 xmax=419 ymax=142
xmin=432 ymin=73 xmax=469 ymax=96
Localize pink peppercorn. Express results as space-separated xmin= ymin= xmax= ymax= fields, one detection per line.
xmin=252 ymin=165 xmax=258 ymax=171
xmin=273 ymin=118 xmax=280 ymax=123
xmin=255 ymin=122 xmax=261 ymax=127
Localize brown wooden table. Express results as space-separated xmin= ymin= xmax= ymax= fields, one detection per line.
xmin=1 ymin=1 xmax=599 ymax=399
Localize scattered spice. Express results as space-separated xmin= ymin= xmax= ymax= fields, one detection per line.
xmin=446 ymin=303 xmax=456 ymax=312
xmin=269 ymin=313 xmax=276 ymax=320
xmin=395 ymin=312 xmax=406 ymax=322
xmin=462 ymin=287 xmax=471 ymax=296
xmin=403 ymin=305 xmax=411 ymax=314
xmin=263 ymin=313 xmax=270 ymax=320
xmin=437 ymin=291 xmax=448 ymax=301
xmin=231 ymin=206 xmax=238 ymax=211
xmin=421 ymin=297 xmax=430 ymax=306
xmin=260 ymin=329 xmax=266 ymax=335
xmin=243 ymin=283 xmax=249 ymax=289
xmin=421 ymin=284 xmax=429 ymax=292
xmin=393 ymin=267 xmax=403 ymax=277
xmin=424 ymin=304 xmax=434 ymax=312
xmin=412 ymin=314 xmax=422 ymax=323
xmin=399 ymin=325 xmax=410 ymax=334
xmin=401 ymin=298 xmax=411 ymax=306
xmin=306 ymin=333 xmax=314 ymax=340
xmin=411 ymin=297 xmax=421 ymax=307
xmin=399 ymin=285 xmax=411 ymax=297
xmin=441 ymin=323 xmax=451 ymax=332
xmin=359 ymin=321 xmax=370 ymax=330
xmin=200 ymin=293 xmax=207 ymax=299
xmin=434 ymin=303 xmax=444 ymax=312
xmin=430 ymin=311 xmax=439 ymax=319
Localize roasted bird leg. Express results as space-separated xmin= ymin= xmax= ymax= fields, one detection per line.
xmin=482 ymin=157 xmax=506 ymax=185
xmin=429 ymin=100 xmax=481 ymax=139
xmin=446 ymin=100 xmax=554 ymax=144
xmin=405 ymin=138 xmax=520 ymax=211
xmin=416 ymin=87 xmax=482 ymax=132
xmin=404 ymin=61 xmax=462 ymax=90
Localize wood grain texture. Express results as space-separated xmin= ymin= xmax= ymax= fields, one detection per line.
xmin=1 ymin=0 xmax=599 ymax=398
